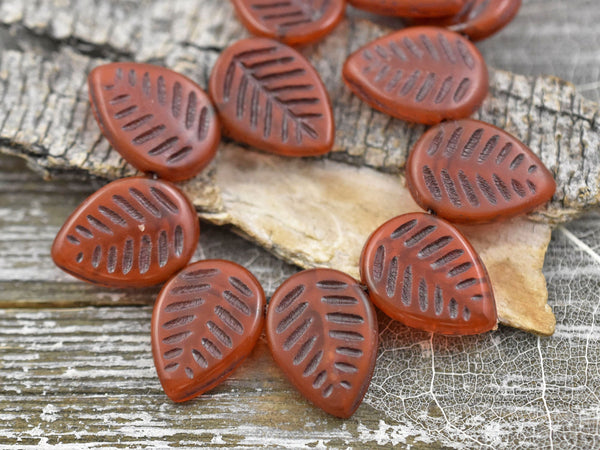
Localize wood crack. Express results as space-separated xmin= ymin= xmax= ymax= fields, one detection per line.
xmin=0 ymin=22 xmax=135 ymax=61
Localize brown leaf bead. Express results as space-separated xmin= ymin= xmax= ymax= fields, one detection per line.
xmin=360 ymin=213 xmax=497 ymax=335
xmin=347 ymin=0 xmax=468 ymax=18
xmin=342 ymin=27 xmax=489 ymax=125
xmin=152 ymin=260 xmax=265 ymax=402
xmin=88 ymin=63 xmax=220 ymax=182
xmin=266 ymin=269 xmax=378 ymax=418
xmin=231 ymin=0 xmax=346 ymax=46
xmin=406 ymin=119 xmax=556 ymax=223
xmin=415 ymin=0 xmax=522 ymax=42
xmin=51 ymin=177 xmax=199 ymax=287
xmin=209 ymin=38 xmax=335 ymax=156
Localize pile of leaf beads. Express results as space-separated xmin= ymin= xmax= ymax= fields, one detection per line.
xmin=51 ymin=0 xmax=556 ymax=418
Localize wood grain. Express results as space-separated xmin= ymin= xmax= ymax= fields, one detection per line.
xmin=0 ymin=306 xmax=408 ymax=448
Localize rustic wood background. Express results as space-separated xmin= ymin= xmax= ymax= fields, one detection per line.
xmin=1 ymin=0 xmax=599 ymax=448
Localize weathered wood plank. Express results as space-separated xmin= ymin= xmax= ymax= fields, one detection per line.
xmin=0 ymin=306 xmax=420 ymax=449
xmin=1 ymin=273 xmax=599 ymax=449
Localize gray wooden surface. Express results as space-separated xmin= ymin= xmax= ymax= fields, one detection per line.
xmin=1 ymin=0 xmax=600 ymax=448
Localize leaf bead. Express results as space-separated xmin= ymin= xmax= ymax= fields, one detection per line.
xmin=231 ymin=0 xmax=346 ymax=46
xmin=266 ymin=268 xmax=378 ymax=418
xmin=360 ymin=213 xmax=497 ymax=335
xmin=209 ymin=38 xmax=335 ymax=156
xmin=343 ymin=27 xmax=488 ymax=125
xmin=152 ymin=260 xmax=265 ymax=402
xmin=88 ymin=63 xmax=220 ymax=182
xmin=406 ymin=119 xmax=556 ymax=223
xmin=51 ymin=177 xmax=199 ymax=287
xmin=347 ymin=0 xmax=469 ymax=18
xmin=415 ymin=0 xmax=523 ymax=42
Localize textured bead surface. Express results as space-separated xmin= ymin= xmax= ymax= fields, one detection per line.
xmin=416 ymin=0 xmax=522 ymax=41
xmin=266 ymin=269 xmax=378 ymax=418
xmin=209 ymin=38 xmax=335 ymax=156
xmin=231 ymin=0 xmax=346 ymax=46
xmin=52 ymin=177 xmax=199 ymax=287
xmin=88 ymin=63 xmax=220 ymax=182
xmin=347 ymin=0 xmax=468 ymax=18
xmin=360 ymin=213 xmax=497 ymax=335
xmin=406 ymin=119 xmax=556 ymax=223
xmin=343 ymin=27 xmax=488 ymax=125
xmin=152 ymin=260 xmax=265 ymax=402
